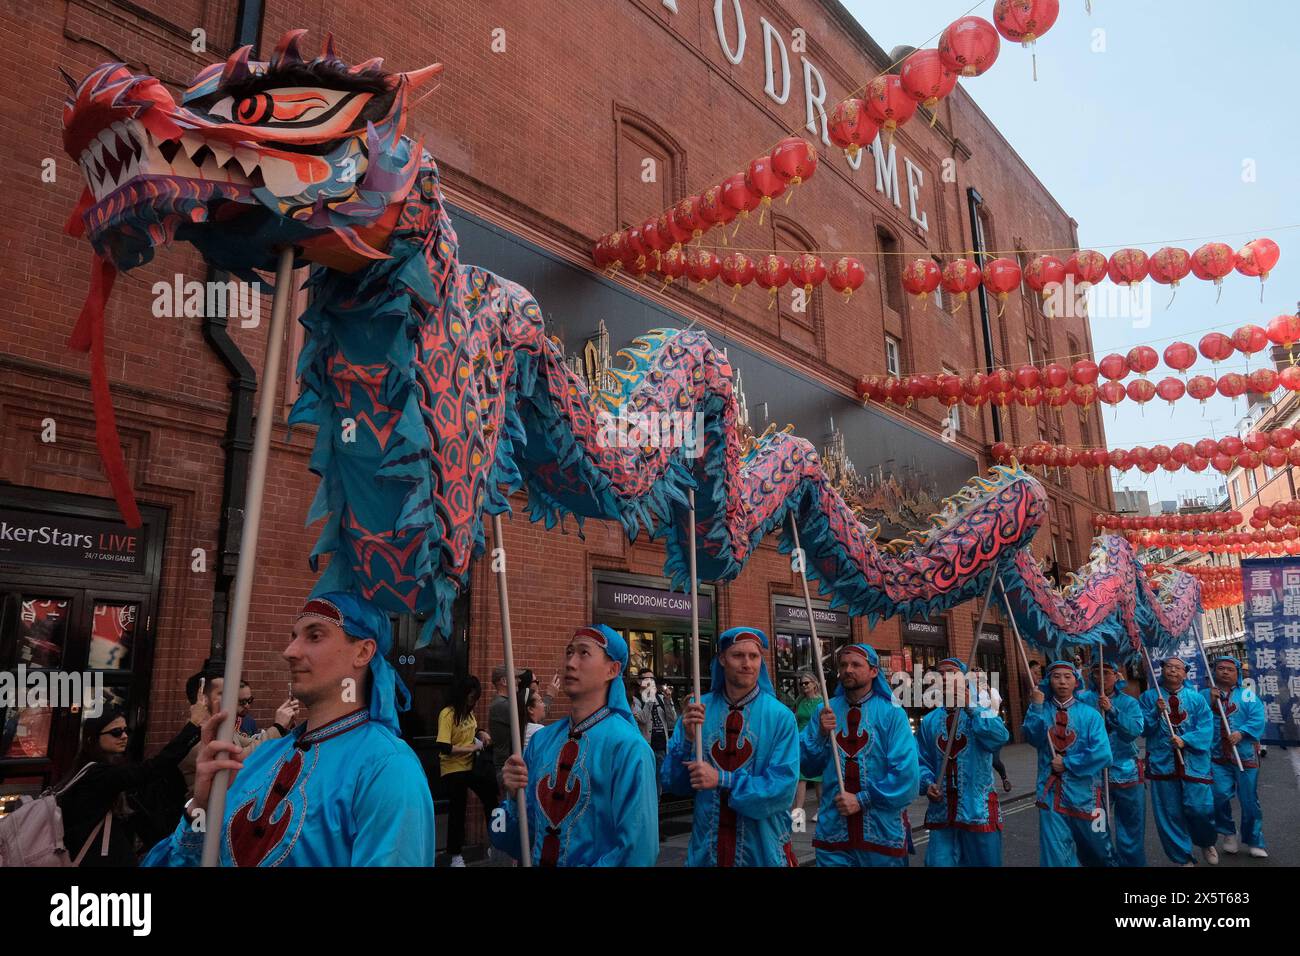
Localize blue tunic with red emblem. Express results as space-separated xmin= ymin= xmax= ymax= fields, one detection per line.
xmin=142 ymin=709 xmax=435 ymax=866
xmin=1023 ymin=698 xmax=1111 ymax=817
xmin=1140 ymin=685 xmax=1213 ymax=782
xmin=490 ymin=705 xmax=659 ymax=866
xmin=661 ymin=683 xmax=799 ymax=866
xmin=800 ymin=688 xmax=919 ymax=858
xmin=917 ymin=704 xmax=1009 ymax=830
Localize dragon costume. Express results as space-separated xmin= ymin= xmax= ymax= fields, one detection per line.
xmin=60 ymin=31 xmax=1201 ymax=651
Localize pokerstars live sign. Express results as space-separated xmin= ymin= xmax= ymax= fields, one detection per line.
xmin=0 ymin=507 xmax=143 ymax=573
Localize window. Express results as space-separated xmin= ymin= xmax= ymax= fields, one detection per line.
xmin=932 ymin=257 xmax=944 ymax=311
xmin=1246 ymin=470 xmax=1257 ymax=495
xmin=943 ymin=365 xmax=960 ymax=433
xmin=878 ymin=228 xmax=903 ymax=313
xmin=885 ymin=335 xmax=901 ymax=376
xmin=1232 ymin=477 xmax=1242 ymax=506
xmin=613 ymin=108 xmax=684 ymax=229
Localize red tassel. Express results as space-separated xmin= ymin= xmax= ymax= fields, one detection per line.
xmin=68 ymin=255 xmax=141 ymax=527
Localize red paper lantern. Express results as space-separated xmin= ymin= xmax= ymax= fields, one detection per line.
xmin=936 ymin=373 xmax=965 ymax=406
xmin=720 ymin=173 xmax=761 ymax=228
xmin=1266 ymin=313 xmax=1300 ymax=349
xmin=1187 ymin=375 xmax=1217 ymax=403
xmin=754 ymin=253 xmax=791 ymax=306
xmin=1148 ymin=246 xmax=1192 ymax=291
xmin=1107 ymin=248 xmax=1150 ymax=287
xmin=1264 ymin=447 xmax=1288 ymax=469
xmin=1126 ymin=379 xmax=1155 ymax=406
xmin=1194 ymin=438 xmax=1218 ymax=459
xmin=827 ymin=99 xmax=879 ymax=160
xmin=1211 ymin=453 xmax=1234 ymax=474
xmin=1014 ymin=364 xmax=1042 ymax=390
xmin=771 ymin=137 xmax=818 ymax=188
xmin=886 ymin=378 xmax=911 ymax=406
xmin=745 ymin=155 xmax=786 ymax=224
xmin=1072 ymin=384 xmax=1097 ymax=407
xmin=993 ymin=0 xmax=1060 ymax=45
xmin=1186 ymin=457 xmax=1209 ymax=473
xmin=1098 ymin=381 xmax=1126 ymax=406
xmin=991 ymin=441 xmax=1012 ymax=462
xmin=1198 ymin=332 xmax=1235 ymax=364
xmin=1248 ymin=368 xmax=1279 ymax=395
xmin=981 ymin=258 xmax=1023 ymax=314
xmin=685 ymin=248 xmax=722 ymax=286
xmin=865 ymin=75 xmax=918 ymax=134
xmin=1149 ymin=444 xmax=1171 ymax=465
xmin=1171 ymin=442 xmax=1194 ymax=464
xmin=1042 ymin=362 xmax=1069 ymax=390
xmin=940 ymin=259 xmax=983 ymax=310
xmin=987 ymin=369 xmax=1015 ymax=395
xmin=1232 ymin=324 xmax=1269 ymax=358
xmin=1108 ymin=449 xmax=1131 ymax=470
xmin=1070 ymin=359 xmax=1099 ymax=386
xmin=1064 ymin=250 xmax=1108 ymax=287
xmin=1271 ymin=427 xmax=1296 ymax=449
xmin=1217 ymin=373 xmax=1247 ymax=399
xmin=1162 ymin=341 xmax=1196 ymax=375
xmin=899 ymin=49 xmax=958 ymax=110
xmin=827 ymin=256 xmax=866 ymax=301
xmin=1098 ymin=353 xmax=1128 ymax=381
xmin=1288 ymin=446 xmax=1300 ymax=466
xmin=1126 ymin=345 xmax=1158 ymax=377
xmin=1244 ymin=432 xmax=1270 ymax=453
xmin=790 ymin=253 xmax=827 ymax=294
xmin=641 ymin=216 xmax=669 ymax=255
xmin=1191 ymin=241 xmax=1235 ymax=296
xmin=1023 ymin=255 xmax=1066 ymax=298
xmin=1219 ymin=436 xmax=1244 ymax=457
xmin=938 ymin=16 xmax=1001 ymax=76
xmin=592 ymin=232 xmax=621 ymax=271
xmin=721 ymin=252 xmax=756 ymax=298
xmin=1237 ymin=451 xmax=1262 ymax=470
xmin=658 ymin=209 xmax=692 ymax=248
xmin=1280 ymin=366 xmax=1300 ymax=391
xmin=657 ymin=246 xmax=687 ymax=284
xmin=673 ymin=196 xmax=709 ymax=245
xmin=902 ymin=258 xmax=943 ymax=306
xmin=698 ymin=183 xmax=737 ymax=232
xmin=1014 ymin=385 xmax=1043 ymax=407
xmin=1155 ymin=376 xmax=1185 ymax=406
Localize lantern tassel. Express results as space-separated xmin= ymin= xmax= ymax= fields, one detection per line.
xmin=767 ymin=289 xmax=777 ymax=310
xmin=1260 ymin=278 xmax=1266 ymax=303
xmin=1216 ymin=280 xmax=1223 ymax=304
xmin=659 ymin=277 xmax=671 ymax=293
xmin=1167 ymin=286 xmax=1176 ymax=310
xmin=731 ymin=286 xmax=741 ymax=304
xmin=1032 ymin=47 xmax=1038 ymax=83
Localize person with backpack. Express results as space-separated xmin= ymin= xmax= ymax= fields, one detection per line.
xmin=54 ymin=702 xmax=205 ymax=866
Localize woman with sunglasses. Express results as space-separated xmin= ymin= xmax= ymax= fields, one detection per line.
xmin=54 ymin=701 xmax=205 ymax=866
xmin=792 ymin=671 xmax=823 ymax=823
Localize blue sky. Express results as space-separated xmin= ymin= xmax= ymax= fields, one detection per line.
xmin=843 ymin=0 xmax=1300 ymax=500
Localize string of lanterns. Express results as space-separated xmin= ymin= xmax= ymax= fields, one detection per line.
xmin=992 ymin=430 xmax=1300 ymax=475
xmin=902 ymin=239 xmax=1280 ymax=312
xmin=1122 ymin=528 xmax=1300 ymax=557
xmin=1143 ymin=564 xmax=1242 ymax=610
xmin=1098 ymin=502 xmax=1300 ymax=532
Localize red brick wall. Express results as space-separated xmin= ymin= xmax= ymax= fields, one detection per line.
xmin=1 ymin=0 xmax=1105 ymax=751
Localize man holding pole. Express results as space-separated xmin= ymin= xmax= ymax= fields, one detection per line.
xmin=143 ymin=592 xmax=435 ymax=866
xmin=1141 ymin=655 xmax=1217 ymax=866
xmin=1205 ymin=655 xmax=1268 ymax=858
xmin=1023 ymin=661 xmax=1114 ymax=867
xmin=1088 ymin=660 xmax=1146 ymax=866
xmin=916 ymin=658 xmax=1009 ymax=867
xmin=493 ymin=624 xmax=659 ymax=866
xmin=661 ymin=626 xmax=800 ymax=866
xmin=801 ymin=643 xmax=918 ymax=867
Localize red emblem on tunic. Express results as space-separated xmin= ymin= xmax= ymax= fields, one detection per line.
xmin=937 ymin=710 xmax=968 ymax=822
xmin=1048 ymin=708 xmax=1076 ymax=761
xmin=229 ymin=750 xmax=303 ymax=867
xmin=710 ymin=708 xmax=754 ymax=867
xmin=535 ymin=737 xmax=583 ymax=866
xmin=836 ymin=705 xmax=871 ymax=758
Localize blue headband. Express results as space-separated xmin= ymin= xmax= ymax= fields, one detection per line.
xmin=937 ymin=657 xmax=968 ymax=674
xmin=1039 ymin=659 xmax=1083 ymax=693
xmin=1211 ymin=655 xmax=1243 ymax=687
xmin=299 ymin=591 xmax=409 ymax=734
xmin=712 ymin=627 xmax=775 ymax=698
xmin=571 ymin=624 xmax=634 ymax=725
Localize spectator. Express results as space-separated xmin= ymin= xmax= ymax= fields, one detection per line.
xmin=236 ymin=681 xmax=257 ymax=735
xmin=631 ymin=669 xmax=676 ymax=792
xmin=792 ymin=671 xmax=823 ymax=821
xmin=487 ymin=665 xmax=511 ymax=792
xmin=437 ymin=675 xmax=496 ymax=868
xmin=56 ymin=704 xmax=202 ymax=866
xmin=520 ymin=686 xmax=547 ymax=750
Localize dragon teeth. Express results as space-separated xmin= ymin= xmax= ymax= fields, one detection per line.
xmin=233 ymin=147 xmax=260 ymax=176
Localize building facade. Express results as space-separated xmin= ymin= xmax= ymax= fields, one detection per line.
xmin=0 ymin=0 xmax=1110 ymax=804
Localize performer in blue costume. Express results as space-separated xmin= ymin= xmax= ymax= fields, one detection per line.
xmin=916 ymin=658 xmax=1009 ymax=867
xmin=1140 ymin=655 xmax=1217 ymax=866
xmin=801 ymin=643 xmax=918 ymax=867
xmin=1092 ymin=660 xmax=1146 ymax=867
xmin=492 ymin=624 xmax=658 ymax=866
xmin=144 ymin=592 xmax=435 ymax=866
xmin=1023 ymin=661 xmax=1114 ymax=867
xmin=1206 ymin=655 xmax=1268 ymax=858
xmin=661 ymin=626 xmax=799 ymax=866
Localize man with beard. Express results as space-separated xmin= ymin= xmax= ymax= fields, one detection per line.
xmin=801 ymin=643 xmax=918 ymax=867
xmin=661 ymin=626 xmax=799 ymax=866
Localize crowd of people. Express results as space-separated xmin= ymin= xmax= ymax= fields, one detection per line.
xmin=18 ymin=587 xmax=1274 ymax=868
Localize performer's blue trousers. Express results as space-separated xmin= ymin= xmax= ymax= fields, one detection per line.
xmin=1038 ymin=808 xmax=1114 ymax=867
xmin=1108 ymin=783 xmax=1146 ymax=867
xmin=925 ymin=827 xmax=1001 ymax=867
xmin=1150 ymin=778 xmax=1215 ymax=864
xmin=1211 ymin=764 xmax=1265 ymax=848
xmin=815 ymin=847 xmax=908 ymax=867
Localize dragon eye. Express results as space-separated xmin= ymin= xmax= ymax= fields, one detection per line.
xmin=235 ymin=93 xmax=273 ymax=124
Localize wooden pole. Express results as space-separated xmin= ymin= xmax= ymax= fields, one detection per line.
xmin=202 ymin=246 xmax=295 ymax=867
xmin=789 ymin=515 xmax=847 ymax=794
xmin=937 ymin=570 xmax=1000 ymax=787
xmin=998 ymin=579 xmax=1058 ymax=759
xmin=687 ymin=488 xmax=703 ymax=763
xmin=491 ymin=512 xmax=532 ymax=866
xmin=1192 ymin=619 xmax=1244 ymax=771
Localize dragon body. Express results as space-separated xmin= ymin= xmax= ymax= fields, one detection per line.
xmin=60 ymin=32 xmax=1201 ymax=651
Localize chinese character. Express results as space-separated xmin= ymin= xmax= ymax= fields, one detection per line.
xmin=1254 ymin=569 xmax=1276 ymax=590
xmin=1289 ymin=675 xmax=1300 ymax=698
xmin=1259 ymin=674 xmax=1280 ymax=696
xmin=1255 ymin=647 xmax=1277 ymax=670
xmin=1254 ymin=622 xmax=1275 ymax=644
xmin=1283 ymin=650 xmax=1300 ymax=671
xmin=1283 ymin=569 xmax=1300 ymax=590
xmin=1284 ymin=594 xmax=1300 ymax=616
xmin=1250 ymin=594 xmax=1276 ymax=615
xmin=1265 ymin=701 xmax=1283 ymax=723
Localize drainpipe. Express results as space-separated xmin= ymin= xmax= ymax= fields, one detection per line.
xmin=967 ymin=187 xmax=1002 ymax=444
xmin=234 ymin=0 xmax=264 ymax=50
xmin=203 ymin=267 xmax=257 ymax=659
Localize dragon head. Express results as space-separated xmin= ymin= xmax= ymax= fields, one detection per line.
xmin=62 ymin=30 xmax=441 ymax=274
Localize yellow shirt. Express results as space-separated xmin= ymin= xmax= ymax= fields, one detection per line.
xmin=437 ymin=708 xmax=478 ymax=776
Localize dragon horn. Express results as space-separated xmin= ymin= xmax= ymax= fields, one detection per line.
xmin=271 ymin=28 xmax=309 ymax=69
xmin=397 ymin=62 xmax=443 ymax=91
xmin=220 ymin=44 xmax=254 ymax=86
xmin=349 ymin=56 xmax=384 ymax=75
xmin=58 ymin=66 xmax=78 ymax=92
xmin=320 ymin=31 xmax=338 ymax=61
